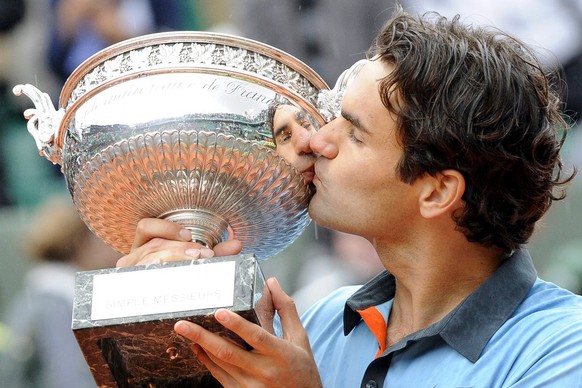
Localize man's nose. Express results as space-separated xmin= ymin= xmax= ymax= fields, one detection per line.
xmin=294 ymin=127 xmax=313 ymax=154
xmin=310 ymin=121 xmax=338 ymax=158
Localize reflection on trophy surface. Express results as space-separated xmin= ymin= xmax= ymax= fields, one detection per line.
xmin=13 ymin=31 xmax=355 ymax=387
xmin=268 ymin=104 xmax=318 ymax=183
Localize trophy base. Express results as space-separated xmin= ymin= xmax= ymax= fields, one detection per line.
xmin=72 ymin=254 xmax=273 ymax=387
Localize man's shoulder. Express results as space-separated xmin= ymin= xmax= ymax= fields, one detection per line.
xmin=505 ymin=279 xmax=582 ymax=336
xmin=518 ymin=278 xmax=582 ymax=316
xmin=493 ymin=279 xmax=582 ymax=355
xmin=483 ymin=280 xmax=582 ymax=385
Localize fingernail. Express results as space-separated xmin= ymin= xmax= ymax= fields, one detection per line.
xmin=267 ymin=277 xmax=279 ymax=288
xmin=179 ymin=228 xmax=192 ymax=241
xmin=185 ymin=248 xmax=201 ymax=258
xmin=200 ymin=247 xmax=214 ymax=258
xmin=175 ymin=320 xmax=190 ymax=335
xmin=215 ymin=309 xmax=229 ymax=323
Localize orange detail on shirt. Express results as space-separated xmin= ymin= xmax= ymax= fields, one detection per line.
xmin=356 ymin=306 xmax=387 ymax=358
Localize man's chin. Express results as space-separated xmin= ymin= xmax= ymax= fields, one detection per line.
xmin=307 ymin=194 xmax=322 ymax=220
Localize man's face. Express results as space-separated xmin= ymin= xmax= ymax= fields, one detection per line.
xmin=309 ymin=60 xmax=421 ymax=240
xmin=272 ymin=105 xmax=316 ymax=183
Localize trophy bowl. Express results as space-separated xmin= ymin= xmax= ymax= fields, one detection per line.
xmin=13 ymin=31 xmax=360 ymax=387
xmin=14 ymin=31 xmax=330 ymax=259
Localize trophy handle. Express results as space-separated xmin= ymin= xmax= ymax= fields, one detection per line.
xmin=12 ymin=84 xmax=65 ymax=165
xmin=317 ymin=59 xmax=368 ymax=122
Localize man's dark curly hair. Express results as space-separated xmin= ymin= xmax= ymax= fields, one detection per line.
xmin=370 ymin=6 xmax=575 ymax=252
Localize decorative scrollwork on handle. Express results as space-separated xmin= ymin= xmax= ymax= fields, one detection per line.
xmin=12 ymin=84 xmax=65 ymax=165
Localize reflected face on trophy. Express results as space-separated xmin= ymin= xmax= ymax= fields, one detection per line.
xmin=271 ymin=104 xmax=317 ymax=184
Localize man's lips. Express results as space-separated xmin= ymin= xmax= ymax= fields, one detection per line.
xmin=301 ymin=170 xmax=315 ymax=183
xmin=301 ymin=163 xmax=315 ymax=183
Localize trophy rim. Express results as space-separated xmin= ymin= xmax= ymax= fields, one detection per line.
xmin=59 ymin=30 xmax=330 ymax=109
xmin=56 ymin=65 xmax=326 ymax=149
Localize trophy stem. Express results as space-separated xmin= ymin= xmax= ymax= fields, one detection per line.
xmin=159 ymin=209 xmax=232 ymax=248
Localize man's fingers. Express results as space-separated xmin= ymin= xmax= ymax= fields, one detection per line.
xmin=131 ymin=218 xmax=192 ymax=250
xmin=212 ymin=309 xmax=282 ymax=355
xmin=116 ymin=248 xmax=198 ymax=267
xmin=267 ymin=277 xmax=310 ymax=347
xmin=192 ymin=344 xmax=240 ymax=387
xmin=175 ymin=308 xmax=321 ymax=387
xmin=116 ymin=240 xmax=216 ymax=267
xmin=175 ymin=319 xmax=254 ymax=366
xmin=213 ymin=239 xmax=243 ymax=257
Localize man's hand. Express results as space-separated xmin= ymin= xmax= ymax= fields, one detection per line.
xmin=116 ymin=218 xmax=243 ymax=267
xmin=174 ymin=277 xmax=322 ymax=388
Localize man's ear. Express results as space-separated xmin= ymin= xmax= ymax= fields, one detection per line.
xmin=419 ymin=170 xmax=465 ymax=219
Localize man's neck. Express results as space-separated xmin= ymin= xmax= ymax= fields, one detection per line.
xmin=375 ymin=238 xmax=505 ymax=346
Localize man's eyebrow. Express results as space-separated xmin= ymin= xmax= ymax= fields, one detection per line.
xmin=341 ymin=109 xmax=370 ymax=134
xmin=273 ymin=121 xmax=288 ymax=138
xmin=273 ymin=108 xmax=305 ymax=138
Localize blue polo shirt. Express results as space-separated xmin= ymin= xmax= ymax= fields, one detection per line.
xmin=301 ymin=249 xmax=582 ymax=387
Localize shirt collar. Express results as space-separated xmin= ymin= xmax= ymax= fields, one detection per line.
xmin=343 ymin=249 xmax=537 ymax=362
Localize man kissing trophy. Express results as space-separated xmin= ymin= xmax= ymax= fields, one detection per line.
xmin=13 ymin=31 xmax=357 ymax=387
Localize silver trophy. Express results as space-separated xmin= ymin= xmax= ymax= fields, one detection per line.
xmin=13 ymin=31 xmax=359 ymax=387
